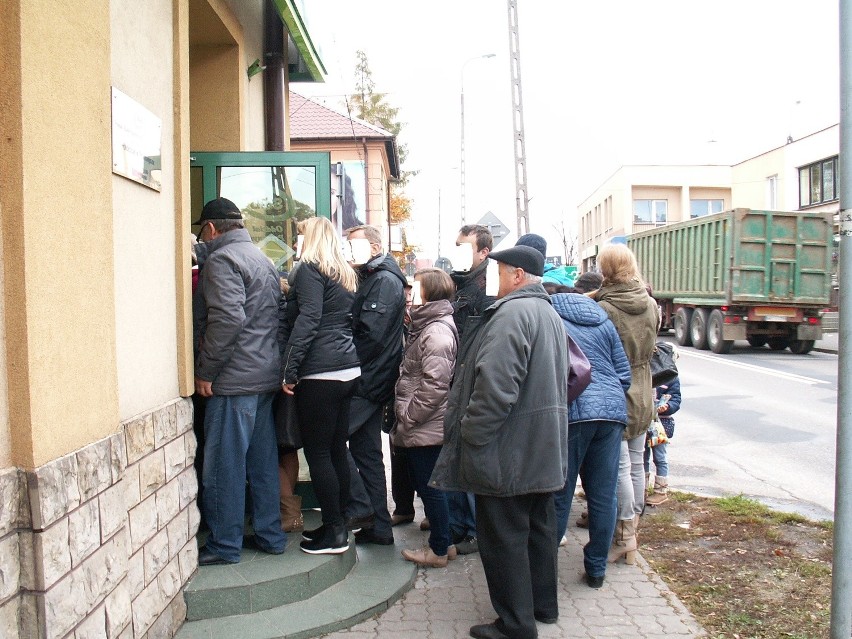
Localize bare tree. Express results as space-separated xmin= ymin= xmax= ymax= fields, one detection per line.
xmin=553 ymin=214 xmax=578 ymax=266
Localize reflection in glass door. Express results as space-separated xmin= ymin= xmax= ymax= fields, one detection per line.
xmin=218 ymin=165 xmax=316 ymax=271
xmin=190 ymin=152 xmax=331 ymax=274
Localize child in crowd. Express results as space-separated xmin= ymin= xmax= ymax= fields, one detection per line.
xmin=645 ymin=375 xmax=682 ymax=506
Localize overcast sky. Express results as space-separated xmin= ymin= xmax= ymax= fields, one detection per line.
xmin=298 ymin=0 xmax=840 ymax=260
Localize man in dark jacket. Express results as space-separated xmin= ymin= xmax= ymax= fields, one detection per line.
xmin=432 ymin=245 xmax=569 ymax=639
xmin=345 ymin=225 xmax=407 ymax=545
xmin=447 ymin=224 xmax=495 ymax=553
xmin=193 ymin=197 xmax=286 ymax=565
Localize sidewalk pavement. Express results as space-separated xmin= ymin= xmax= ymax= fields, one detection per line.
xmin=321 ymin=497 xmax=706 ymax=638
xmin=320 ymin=509 xmax=705 ymax=639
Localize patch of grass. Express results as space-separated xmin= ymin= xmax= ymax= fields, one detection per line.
xmin=641 ymin=492 xmax=832 ymax=639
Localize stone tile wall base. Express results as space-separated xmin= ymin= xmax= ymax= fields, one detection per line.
xmin=3 ymin=398 xmax=197 ymax=639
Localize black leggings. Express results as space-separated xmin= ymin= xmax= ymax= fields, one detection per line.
xmin=296 ymin=378 xmax=358 ymax=526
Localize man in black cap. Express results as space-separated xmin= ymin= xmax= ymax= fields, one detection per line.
xmin=193 ymin=197 xmax=286 ymax=564
xmin=431 ymin=245 xmax=569 ymax=639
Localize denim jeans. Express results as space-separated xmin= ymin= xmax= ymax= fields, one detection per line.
xmin=448 ymin=491 xmax=477 ymax=540
xmin=644 ymin=440 xmax=668 ymax=477
xmin=617 ymin=433 xmax=647 ymax=521
xmin=404 ymin=445 xmax=451 ymax=556
xmin=201 ymin=392 xmax=285 ymax=562
xmin=553 ymin=420 xmax=624 ymax=577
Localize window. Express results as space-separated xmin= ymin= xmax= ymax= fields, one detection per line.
xmin=690 ymin=199 xmax=724 ymax=218
xmin=799 ymin=156 xmax=838 ymax=207
xmin=633 ymin=199 xmax=667 ymax=224
xmin=766 ymin=175 xmax=778 ymax=209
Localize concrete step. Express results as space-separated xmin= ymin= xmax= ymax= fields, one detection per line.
xmin=178 ymin=509 xmax=417 ymax=638
xmin=177 ymin=540 xmax=415 ymax=639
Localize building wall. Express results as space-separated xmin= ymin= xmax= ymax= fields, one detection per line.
xmin=111 ymin=0 xmax=181 ymax=421
xmin=290 ymin=139 xmax=393 ymax=231
xmin=732 ymin=125 xmax=839 ymax=214
xmin=577 ymin=165 xmax=732 ymax=268
xmin=1 ymin=0 xmax=119 ymax=470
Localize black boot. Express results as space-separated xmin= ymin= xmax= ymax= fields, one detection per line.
xmin=300 ymin=523 xmax=349 ymax=555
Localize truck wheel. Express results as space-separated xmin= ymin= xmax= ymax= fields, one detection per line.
xmin=768 ymin=337 xmax=790 ymax=351
xmin=690 ymin=308 xmax=710 ymax=350
xmin=789 ymin=339 xmax=815 ymax=354
xmin=707 ymin=310 xmax=734 ymax=354
xmin=674 ymin=308 xmax=693 ymax=346
xmin=747 ymin=336 xmax=767 ymax=348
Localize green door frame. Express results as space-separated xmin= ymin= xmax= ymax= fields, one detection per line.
xmin=190 ymin=151 xmax=332 ymax=218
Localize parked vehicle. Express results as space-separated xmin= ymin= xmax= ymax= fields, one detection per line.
xmin=628 ymin=208 xmax=833 ymax=355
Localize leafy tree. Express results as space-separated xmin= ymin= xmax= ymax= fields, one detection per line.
xmin=349 ymin=50 xmax=418 ymax=268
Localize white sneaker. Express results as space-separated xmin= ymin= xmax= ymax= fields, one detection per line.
xmin=559 ymin=535 xmax=568 ymax=547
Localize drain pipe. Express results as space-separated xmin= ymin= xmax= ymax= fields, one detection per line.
xmin=264 ymin=0 xmax=286 ymax=151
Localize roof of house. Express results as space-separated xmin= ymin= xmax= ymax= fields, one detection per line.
xmin=289 ymin=91 xmax=401 ymax=179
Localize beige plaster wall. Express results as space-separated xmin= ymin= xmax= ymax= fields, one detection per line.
xmin=225 ymin=0 xmax=266 ymax=151
xmin=111 ymin=1 xmax=181 ymax=419
xmin=0 ymin=0 xmax=119 ymax=468
xmin=0 ymin=205 xmax=9 ymax=469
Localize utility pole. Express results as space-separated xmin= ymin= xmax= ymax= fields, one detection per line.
xmin=832 ymin=3 xmax=852 ymax=637
xmin=507 ymin=0 xmax=529 ymax=236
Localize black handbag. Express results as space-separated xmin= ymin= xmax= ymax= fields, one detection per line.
xmin=274 ymin=391 xmax=302 ymax=450
xmin=650 ymin=341 xmax=678 ymax=387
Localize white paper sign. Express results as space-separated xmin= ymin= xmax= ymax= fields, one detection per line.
xmin=449 ymin=243 xmax=474 ymax=272
xmin=485 ymin=258 xmax=500 ymax=297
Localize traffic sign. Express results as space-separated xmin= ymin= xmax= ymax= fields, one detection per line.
xmin=476 ymin=211 xmax=510 ymax=248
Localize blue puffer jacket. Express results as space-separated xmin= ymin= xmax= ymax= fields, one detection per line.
xmin=551 ymin=293 xmax=631 ymax=425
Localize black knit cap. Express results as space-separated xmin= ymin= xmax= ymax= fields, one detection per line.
xmin=488 ymin=245 xmax=545 ymax=277
xmin=516 ymin=233 xmax=547 ymax=258
xmin=193 ymin=197 xmax=242 ymax=225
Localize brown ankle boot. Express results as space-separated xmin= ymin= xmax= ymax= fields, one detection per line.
xmin=280 ymin=494 xmax=304 ymax=532
xmin=607 ymin=519 xmax=637 ymax=565
xmin=646 ymin=476 xmax=669 ymax=506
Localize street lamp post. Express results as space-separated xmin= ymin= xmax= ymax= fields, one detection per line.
xmin=460 ymin=53 xmax=496 ymax=226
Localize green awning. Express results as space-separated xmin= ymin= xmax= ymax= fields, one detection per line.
xmin=273 ymin=0 xmax=327 ymax=82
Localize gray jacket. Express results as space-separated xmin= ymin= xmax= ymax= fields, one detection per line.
xmin=430 ymin=283 xmax=569 ymax=497
xmin=194 ymin=228 xmax=281 ymax=395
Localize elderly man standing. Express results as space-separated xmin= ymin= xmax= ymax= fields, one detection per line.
xmin=432 ymin=245 xmax=569 ymax=639
xmin=193 ymin=197 xmax=286 ymax=565
xmin=344 ymin=224 xmax=407 ymax=545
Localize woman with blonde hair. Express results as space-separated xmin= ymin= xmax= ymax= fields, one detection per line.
xmin=592 ymin=243 xmax=659 ymax=564
xmin=280 ymin=216 xmax=361 ymax=554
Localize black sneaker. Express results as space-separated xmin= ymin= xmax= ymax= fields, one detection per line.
xmin=454 ymin=536 xmax=478 ymax=555
xmin=302 ymin=524 xmax=325 ymax=542
xmin=353 ymin=528 xmax=394 ymax=546
xmin=345 ymin=513 xmax=375 ymax=532
xmin=299 ymin=525 xmax=349 ymax=555
xmin=584 ymin=573 xmax=605 ymax=589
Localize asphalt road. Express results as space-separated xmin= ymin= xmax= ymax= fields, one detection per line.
xmin=660 ymin=335 xmax=838 ymax=521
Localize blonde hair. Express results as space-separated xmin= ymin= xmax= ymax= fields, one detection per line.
xmin=597 ymin=243 xmax=644 ymax=286
xmin=298 ymin=217 xmax=359 ymax=292
xmin=415 ymin=268 xmax=454 ymax=302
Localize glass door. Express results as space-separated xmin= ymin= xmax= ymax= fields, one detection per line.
xmin=190 ymin=152 xmax=331 ymax=273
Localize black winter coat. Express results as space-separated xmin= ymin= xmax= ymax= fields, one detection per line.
xmin=351 ymin=254 xmax=407 ymax=403
xmin=451 ymin=259 xmax=495 ymax=343
xmin=280 ymin=262 xmax=360 ymax=384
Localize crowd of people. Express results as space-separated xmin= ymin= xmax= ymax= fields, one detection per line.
xmin=191 ymin=196 xmax=679 ymax=639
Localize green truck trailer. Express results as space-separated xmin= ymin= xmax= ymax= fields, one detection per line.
xmin=628 ymin=208 xmax=833 ymax=355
